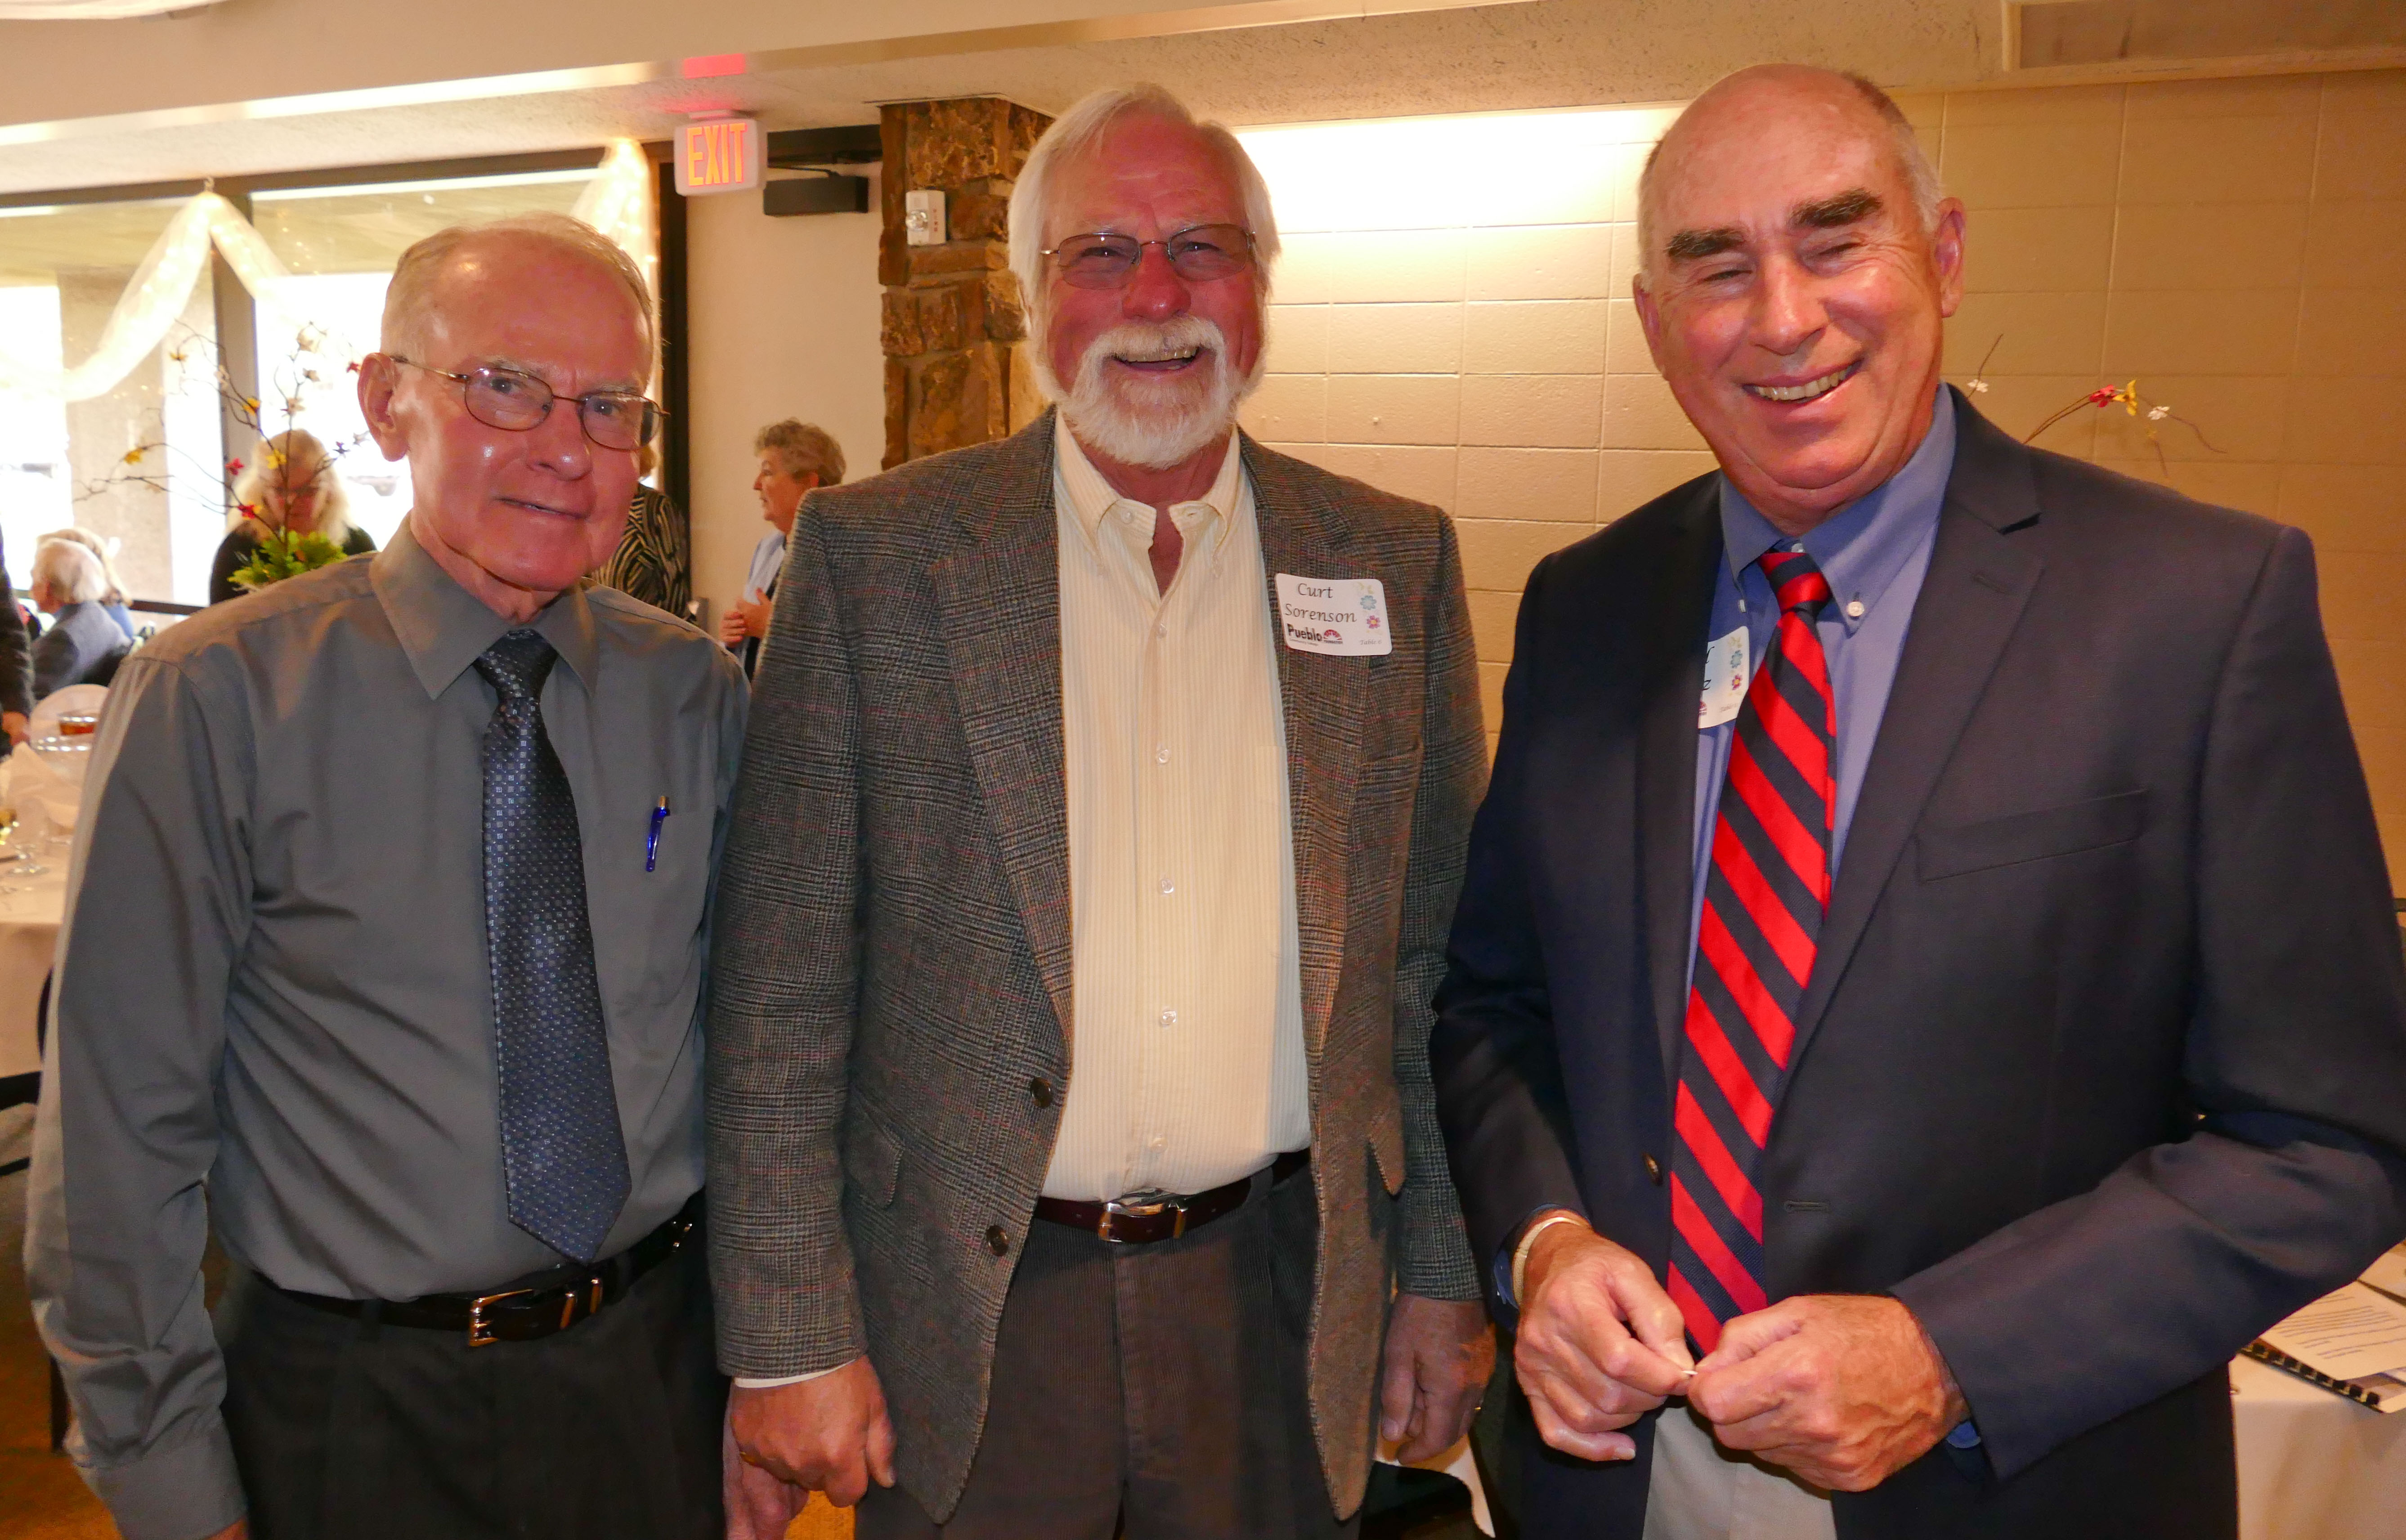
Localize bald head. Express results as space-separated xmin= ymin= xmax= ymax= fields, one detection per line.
xmin=1639 ymin=66 xmax=1939 ymax=287
xmin=381 ymin=213 xmax=654 ymax=368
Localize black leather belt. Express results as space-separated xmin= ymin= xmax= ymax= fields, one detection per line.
xmin=1035 ymin=1149 xmax=1308 ymax=1245
xmin=273 ymin=1194 xmax=702 ymax=1348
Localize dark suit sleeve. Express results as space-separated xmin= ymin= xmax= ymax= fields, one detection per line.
xmin=1390 ymin=513 xmax=1488 ymax=1302
xmin=704 ymin=507 xmax=869 ymax=1377
xmin=0 ymin=542 xmax=31 ymax=718
xmin=1431 ymin=554 xmax=1593 ymax=1293
xmin=1893 ymin=526 xmax=2406 ymax=1481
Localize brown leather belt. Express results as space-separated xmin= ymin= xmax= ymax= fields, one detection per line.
xmin=1035 ymin=1149 xmax=1308 ymax=1245
xmin=271 ymin=1193 xmax=701 ymax=1348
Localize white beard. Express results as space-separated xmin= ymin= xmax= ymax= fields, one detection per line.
xmin=1042 ymin=313 xmax=1263 ymax=470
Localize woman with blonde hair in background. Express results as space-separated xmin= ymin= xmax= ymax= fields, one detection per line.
xmin=210 ymin=428 xmax=378 ymax=604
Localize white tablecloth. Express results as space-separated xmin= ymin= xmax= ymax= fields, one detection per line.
xmin=0 ymin=855 xmax=65 ymax=1080
xmin=2235 ymin=1351 xmax=2406 ymax=1540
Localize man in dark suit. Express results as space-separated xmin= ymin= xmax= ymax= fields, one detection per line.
xmin=1431 ymin=64 xmax=2406 ymax=1540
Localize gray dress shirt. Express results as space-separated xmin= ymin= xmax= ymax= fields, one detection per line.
xmin=26 ymin=521 xmax=747 ymax=1540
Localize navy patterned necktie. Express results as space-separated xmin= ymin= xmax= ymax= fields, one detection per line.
xmin=476 ymin=628 xmax=630 ymax=1265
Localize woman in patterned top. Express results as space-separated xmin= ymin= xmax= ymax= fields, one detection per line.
xmin=593 ymin=440 xmax=693 ymax=620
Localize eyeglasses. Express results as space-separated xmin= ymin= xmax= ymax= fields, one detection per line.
xmin=386 ymin=357 xmax=663 ymax=451
xmin=1040 ymin=224 xmax=1256 ymax=289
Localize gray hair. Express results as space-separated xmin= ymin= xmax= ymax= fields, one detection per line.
xmin=753 ymin=419 xmax=846 ymax=487
xmin=229 ymin=429 xmax=354 ymax=546
xmin=1006 ymin=84 xmax=1281 ymax=349
xmin=1637 ymin=69 xmax=1943 ymax=285
xmin=32 ymin=537 xmax=105 ymax=606
xmin=38 ymin=527 xmax=126 ymax=606
xmin=381 ymin=211 xmax=656 ymax=370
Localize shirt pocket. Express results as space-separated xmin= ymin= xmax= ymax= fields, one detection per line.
xmin=1916 ymin=789 xmax=2149 ymax=882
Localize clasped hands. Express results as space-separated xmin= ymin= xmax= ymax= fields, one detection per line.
xmin=1513 ymin=1213 xmax=1966 ymax=1491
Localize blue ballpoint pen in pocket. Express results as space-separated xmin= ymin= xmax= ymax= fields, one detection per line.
xmin=646 ymin=796 xmax=671 ymax=871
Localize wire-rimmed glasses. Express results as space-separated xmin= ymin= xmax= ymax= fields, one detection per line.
xmin=1039 ymin=224 xmax=1257 ymax=289
xmin=387 ymin=357 xmax=663 ymax=451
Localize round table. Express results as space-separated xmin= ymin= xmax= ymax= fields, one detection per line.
xmin=2234 ymin=1350 xmax=2406 ymax=1540
xmin=0 ymin=855 xmax=67 ymax=1083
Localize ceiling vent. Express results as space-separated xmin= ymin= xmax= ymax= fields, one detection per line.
xmin=2013 ymin=0 xmax=2406 ymax=71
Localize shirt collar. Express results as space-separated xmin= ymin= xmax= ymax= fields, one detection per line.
xmin=372 ymin=517 xmax=601 ymax=699
xmin=1054 ymin=414 xmax=1243 ymax=560
xmin=1717 ymin=384 xmax=1958 ymax=634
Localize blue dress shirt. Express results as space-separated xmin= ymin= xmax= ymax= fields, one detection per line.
xmin=1687 ymin=388 xmax=1958 ymax=972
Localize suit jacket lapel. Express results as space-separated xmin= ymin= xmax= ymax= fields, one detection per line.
xmin=1641 ymin=487 xmax=1727 ymax=1086
xmin=1785 ymin=403 xmax=2045 ymax=1073
xmin=928 ymin=414 xmax=1079 ymax=1046
xmin=1244 ymin=437 xmax=1363 ymax=1067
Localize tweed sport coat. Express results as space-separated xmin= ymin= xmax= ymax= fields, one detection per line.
xmin=706 ymin=411 xmax=1486 ymax=1521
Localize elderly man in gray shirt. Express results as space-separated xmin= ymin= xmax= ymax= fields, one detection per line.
xmin=27 ymin=212 xmax=746 ymax=1540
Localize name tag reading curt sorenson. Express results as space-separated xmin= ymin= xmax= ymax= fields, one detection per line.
xmin=1275 ymin=574 xmax=1392 ymax=657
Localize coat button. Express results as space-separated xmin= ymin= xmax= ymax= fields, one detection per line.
xmin=1644 ymin=1153 xmax=1663 ymax=1184
xmin=985 ymin=1225 xmax=1010 ymax=1256
xmin=1029 ymin=1078 xmax=1053 ymax=1108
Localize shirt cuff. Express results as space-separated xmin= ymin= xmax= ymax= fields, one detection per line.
xmin=85 ymin=1416 xmax=246 ymax=1540
xmin=734 ymin=1361 xmax=849 ymax=1389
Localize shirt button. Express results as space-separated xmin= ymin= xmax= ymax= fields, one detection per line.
xmin=985 ymin=1224 xmax=1011 ymax=1256
xmin=1149 ymin=1135 xmax=1166 ymax=1151
xmin=1029 ymin=1077 xmax=1053 ymax=1108
xmin=1845 ymin=599 xmax=1866 ymax=619
xmin=1155 ymin=622 xmax=1168 ymax=638
xmin=1644 ymin=1153 xmax=1663 ymax=1184
xmin=1159 ymin=1009 xmax=1178 ymax=1027
xmin=1155 ymin=745 xmax=1170 ymax=764
xmin=1158 ymin=877 xmax=1175 ymax=895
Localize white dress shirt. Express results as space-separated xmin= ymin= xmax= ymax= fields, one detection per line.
xmin=1045 ymin=416 xmax=1312 ymax=1201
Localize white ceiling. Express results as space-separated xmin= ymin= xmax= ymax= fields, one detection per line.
xmin=0 ymin=0 xmax=2390 ymax=197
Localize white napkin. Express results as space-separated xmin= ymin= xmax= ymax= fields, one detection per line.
xmin=1375 ymin=1433 xmax=1493 ymax=1536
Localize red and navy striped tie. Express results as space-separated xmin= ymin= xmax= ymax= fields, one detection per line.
xmin=1667 ymin=546 xmax=1836 ymax=1353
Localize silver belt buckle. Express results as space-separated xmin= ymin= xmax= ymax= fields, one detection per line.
xmin=1097 ymin=1194 xmax=1186 ymax=1243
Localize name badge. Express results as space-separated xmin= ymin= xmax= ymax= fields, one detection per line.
xmin=1275 ymin=574 xmax=1393 ymax=656
xmin=1699 ymin=626 xmax=1749 ymax=729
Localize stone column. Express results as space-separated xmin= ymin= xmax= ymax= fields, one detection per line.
xmin=878 ymin=98 xmax=1053 ymax=470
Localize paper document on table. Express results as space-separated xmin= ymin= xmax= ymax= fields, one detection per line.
xmin=2360 ymin=1245 xmax=2406 ymax=1307
xmin=2249 ymin=1282 xmax=2406 ymax=1411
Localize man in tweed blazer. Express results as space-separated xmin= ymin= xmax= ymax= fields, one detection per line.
xmin=711 ymin=85 xmax=1493 ymax=1538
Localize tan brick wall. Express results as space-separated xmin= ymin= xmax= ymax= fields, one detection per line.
xmin=1235 ymin=71 xmax=2406 ymax=882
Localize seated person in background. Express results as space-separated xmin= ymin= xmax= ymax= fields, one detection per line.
xmin=28 ymin=537 xmax=129 ymax=698
xmin=39 ymin=527 xmax=137 ymax=641
xmin=209 ymin=428 xmax=378 ymax=604
xmin=717 ymin=417 xmax=842 ymax=675
xmin=593 ymin=441 xmax=694 ymax=622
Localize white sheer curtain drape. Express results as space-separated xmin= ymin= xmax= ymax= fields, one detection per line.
xmin=0 ymin=139 xmax=655 ymax=403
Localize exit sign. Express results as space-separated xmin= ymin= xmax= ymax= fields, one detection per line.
xmin=676 ymin=116 xmax=762 ymax=196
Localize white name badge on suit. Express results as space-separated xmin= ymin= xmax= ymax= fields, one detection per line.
xmin=1276 ymin=573 xmax=1392 ymax=656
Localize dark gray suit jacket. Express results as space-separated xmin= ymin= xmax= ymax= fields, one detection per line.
xmin=707 ymin=413 xmax=1486 ymax=1521
xmin=33 ymin=600 xmax=128 ymax=699
xmin=1433 ymin=395 xmax=2406 ymax=1538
